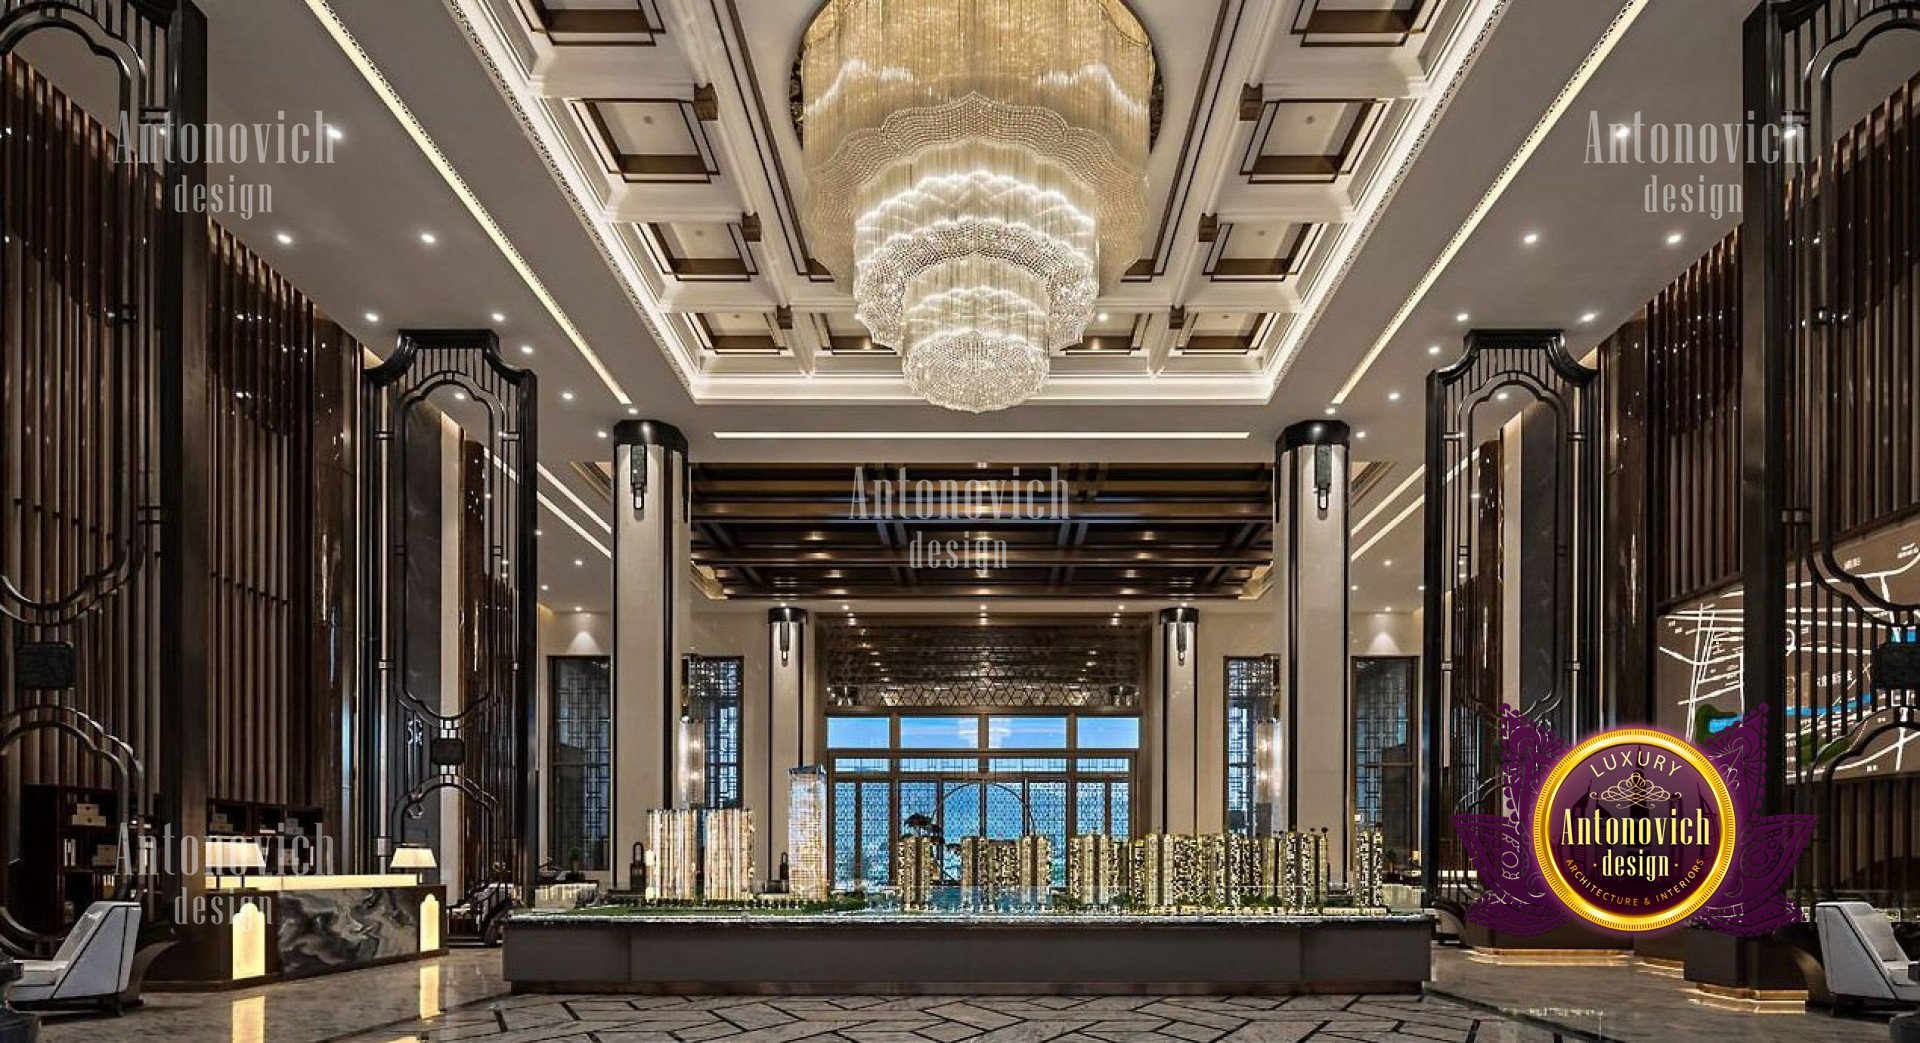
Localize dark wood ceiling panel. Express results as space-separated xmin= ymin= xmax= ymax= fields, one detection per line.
xmin=687 ymin=463 xmax=1275 ymax=599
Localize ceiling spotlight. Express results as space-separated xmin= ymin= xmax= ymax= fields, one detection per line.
xmin=1350 ymin=584 xmax=1360 ymax=592
xmin=1521 ymin=232 xmax=1539 ymax=245
xmin=520 ymin=344 xmax=534 ymax=355
xmin=452 ymin=391 xmax=466 ymax=401
xmin=1665 ymin=232 xmax=1683 ymax=246
xmin=1323 ymin=406 xmax=1337 ymax=416
xmin=1427 ymin=344 xmax=1442 ymax=355
xmin=364 ymin=312 xmax=380 ymax=323
xmin=573 ymin=606 xmax=584 ymax=613
xmin=841 ymin=603 xmax=850 ymax=610
xmin=1613 ymin=124 xmax=1631 ymax=140
xmin=596 ymin=430 xmax=608 ymax=439
xmin=561 ymin=390 xmax=575 ymax=401
xmin=1455 ymin=312 xmax=1470 ymax=323
xmin=1383 ymin=559 xmax=1394 ymax=567
xmin=274 ymin=232 xmax=294 ymax=245
xmin=1096 ymin=311 xmax=1109 ymax=321
xmin=1387 ymin=390 xmax=1402 ymax=402
xmin=1496 ymin=390 xmax=1511 ymax=401
xmin=1579 ymin=311 xmax=1599 ymax=324
xmin=490 ymin=311 xmax=506 ymax=323
xmin=419 ymin=231 xmax=438 ymax=245
xmin=1355 ymin=430 xmax=1368 ymax=439
xmin=540 ymin=584 xmax=550 ymax=592
xmin=573 ymin=558 xmax=584 ymax=568
xmin=625 ymin=406 xmax=639 ymax=416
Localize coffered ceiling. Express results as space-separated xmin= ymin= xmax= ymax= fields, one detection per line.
xmin=450 ymin=0 xmax=1505 ymax=405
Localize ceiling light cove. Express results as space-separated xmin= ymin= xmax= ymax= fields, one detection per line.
xmin=799 ymin=0 xmax=1153 ymax=412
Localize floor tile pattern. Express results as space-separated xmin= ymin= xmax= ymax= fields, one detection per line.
xmin=345 ymin=992 xmax=1565 ymax=1042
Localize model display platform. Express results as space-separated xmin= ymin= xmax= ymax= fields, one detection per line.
xmin=503 ymin=910 xmax=1434 ymax=995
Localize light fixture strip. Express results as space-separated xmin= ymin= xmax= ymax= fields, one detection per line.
xmin=538 ymin=491 xmax=612 ymax=559
xmin=1329 ymin=0 xmax=1653 ymax=405
xmin=536 ymin=462 xmax=614 ymax=536
xmin=1352 ymin=466 xmax=1425 ymax=535
xmin=710 ymin=431 xmax=1251 ymax=441
xmin=303 ymin=0 xmax=632 ymax=405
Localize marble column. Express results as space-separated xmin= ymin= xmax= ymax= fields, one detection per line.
xmin=762 ymin=607 xmax=809 ymax=883
xmin=611 ymin=420 xmax=690 ymax=888
xmin=1157 ymin=606 xmax=1200 ymax=834
xmin=1275 ymin=419 xmax=1353 ymax=882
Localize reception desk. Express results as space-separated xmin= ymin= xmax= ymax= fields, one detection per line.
xmin=148 ymin=875 xmax=445 ymax=989
xmin=504 ymin=911 xmax=1434 ymax=995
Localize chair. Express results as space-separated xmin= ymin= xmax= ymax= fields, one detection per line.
xmin=11 ymin=902 xmax=140 ymax=1015
xmin=1814 ymin=901 xmax=1920 ymax=1014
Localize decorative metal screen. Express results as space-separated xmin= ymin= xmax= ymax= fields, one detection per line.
xmin=1225 ymin=656 xmax=1274 ymax=836
xmin=549 ymin=656 xmax=609 ymax=871
xmin=1743 ymin=2 xmax=1920 ymax=908
xmin=687 ymin=655 xmax=743 ymax=809
xmin=1422 ymin=329 xmax=1600 ymax=904
xmin=823 ymin=619 xmax=1148 ymax=708
xmin=1353 ymin=657 xmax=1416 ymax=868
xmin=363 ymin=330 xmax=537 ymax=901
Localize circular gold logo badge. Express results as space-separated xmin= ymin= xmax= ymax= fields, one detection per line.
xmin=1531 ymin=729 xmax=1738 ymax=932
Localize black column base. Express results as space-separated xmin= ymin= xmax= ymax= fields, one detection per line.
xmin=1680 ymin=926 xmax=1822 ymax=999
xmin=0 ymin=1008 xmax=38 ymax=1043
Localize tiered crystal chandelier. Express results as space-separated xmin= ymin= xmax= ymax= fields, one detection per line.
xmin=800 ymin=0 xmax=1154 ymax=413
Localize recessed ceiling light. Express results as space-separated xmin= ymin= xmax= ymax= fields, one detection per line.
xmin=1496 ymin=390 xmax=1511 ymax=401
xmin=1455 ymin=312 xmax=1470 ymax=323
xmin=1387 ymin=390 xmax=1401 ymax=402
xmin=1351 ymin=584 xmax=1360 ymax=592
xmin=1383 ymin=559 xmax=1393 ymax=567
xmin=1427 ymin=344 xmax=1443 ymax=356
xmin=596 ymin=430 xmax=608 ymax=439
xmin=1665 ymin=232 xmax=1683 ymax=245
xmin=573 ymin=606 xmax=584 ymax=613
xmin=841 ymin=603 xmax=850 ymax=610
xmin=540 ymin=584 xmax=549 ymax=592
xmin=275 ymin=232 xmax=294 ymax=245
xmin=1097 ymin=311 xmax=1109 ymax=321
xmin=1579 ymin=311 xmax=1599 ymax=324
xmin=1355 ymin=430 xmax=1368 ymax=439
xmin=561 ymin=390 xmax=575 ymax=401
xmin=364 ymin=311 xmax=380 ymax=323
xmin=452 ymin=391 xmax=466 ymax=401
xmin=490 ymin=312 xmax=506 ymax=323
xmin=626 ymin=406 xmax=639 ymax=416
xmin=419 ymin=231 xmax=438 ymax=245
xmin=1522 ymin=232 xmax=1539 ymax=245
xmin=573 ymin=558 xmax=584 ymax=568
xmin=1323 ymin=406 xmax=1337 ymax=416
xmin=520 ymin=344 xmax=534 ymax=355
xmin=1613 ymin=124 xmax=1631 ymax=140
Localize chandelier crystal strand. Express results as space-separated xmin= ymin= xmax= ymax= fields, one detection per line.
xmin=802 ymin=0 xmax=1153 ymax=412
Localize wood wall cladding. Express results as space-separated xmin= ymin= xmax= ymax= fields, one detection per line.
xmin=1647 ymin=230 xmax=1741 ymax=611
xmin=0 ymin=53 xmax=164 ymax=793
xmin=1 ymin=53 xmax=354 ymax=821
xmin=206 ymin=227 xmax=353 ymax=811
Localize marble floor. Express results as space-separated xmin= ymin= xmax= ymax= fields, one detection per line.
xmin=18 ymin=944 xmax=1915 ymax=1043
xmin=30 ymin=947 xmax=508 ymax=1043
xmin=1428 ymin=945 xmax=1898 ymax=1042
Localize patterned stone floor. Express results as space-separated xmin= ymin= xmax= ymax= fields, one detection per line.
xmin=339 ymin=992 xmax=1566 ymax=1042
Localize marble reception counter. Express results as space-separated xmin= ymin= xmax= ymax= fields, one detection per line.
xmin=503 ymin=910 xmax=1435 ymax=995
xmin=148 ymin=876 xmax=446 ymax=988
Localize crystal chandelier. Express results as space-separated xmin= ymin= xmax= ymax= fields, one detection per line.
xmin=801 ymin=0 xmax=1154 ymax=412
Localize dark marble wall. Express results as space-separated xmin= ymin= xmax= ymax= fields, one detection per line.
xmin=274 ymin=887 xmax=424 ymax=979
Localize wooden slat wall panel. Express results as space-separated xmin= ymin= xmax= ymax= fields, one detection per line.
xmin=1648 ymin=230 xmax=1741 ymax=610
xmin=0 ymin=54 xmax=163 ymax=791
xmin=1 ymin=53 xmax=354 ymax=825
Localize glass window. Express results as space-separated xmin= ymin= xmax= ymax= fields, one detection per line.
xmin=1076 ymin=757 xmax=1129 ymax=773
xmin=900 ymin=756 xmax=979 ymax=773
xmin=989 ymin=757 xmax=1067 ymax=773
xmin=833 ymin=757 xmax=890 ymax=773
xmin=1075 ymin=716 xmax=1140 ymax=749
xmin=1225 ymin=658 xmax=1269 ymax=837
xmin=898 ymin=715 xmax=979 ymax=749
xmin=826 ymin=716 xmax=890 ymax=749
xmin=988 ymin=715 xmax=1068 ymax=748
